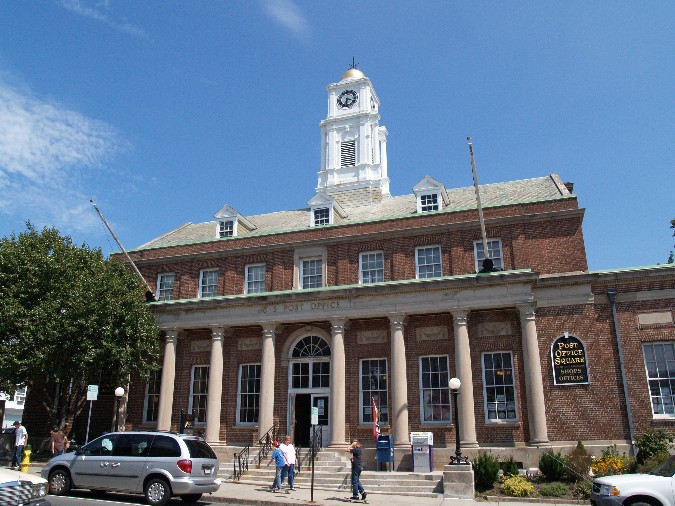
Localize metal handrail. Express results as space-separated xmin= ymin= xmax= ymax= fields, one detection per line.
xmin=233 ymin=424 xmax=276 ymax=481
xmin=233 ymin=445 xmax=249 ymax=481
xmin=256 ymin=424 xmax=278 ymax=466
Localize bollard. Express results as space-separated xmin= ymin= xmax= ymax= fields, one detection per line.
xmin=20 ymin=444 xmax=31 ymax=473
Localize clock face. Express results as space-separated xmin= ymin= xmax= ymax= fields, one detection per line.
xmin=337 ymin=90 xmax=358 ymax=109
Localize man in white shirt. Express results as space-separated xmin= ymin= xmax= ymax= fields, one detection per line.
xmin=10 ymin=420 xmax=28 ymax=470
xmin=278 ymin=435 xmax=296 ymax=491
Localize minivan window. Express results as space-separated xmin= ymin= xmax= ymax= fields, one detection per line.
xmin=113 ymin=433 xmax=154 ymax=457
xmin=84 ymin=435 xmax=117 ymax=456
xmin=148 ymin=435 xmax=181 ymax=457
xmin=184 ymin=439 xmax=216 ymax=459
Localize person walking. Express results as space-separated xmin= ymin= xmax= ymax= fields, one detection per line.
xmin=346 ymin=439 xmax=367 ymax=501
xmin=279 ymin=435 xmax=296 ymax=491
xmin=50 ymin=426 xmax=69 ymax=457
xmin=10 ymin=421 xmax=27 ymax=470
xmin=269 ymin=441 xmax=287 ymax=492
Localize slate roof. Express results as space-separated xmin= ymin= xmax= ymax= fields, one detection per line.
xmin=135 ymin=173 xmax=571 ymax=251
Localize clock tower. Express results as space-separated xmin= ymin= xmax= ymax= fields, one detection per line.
xmin=317 ymin=67 xmax=389 ymax=206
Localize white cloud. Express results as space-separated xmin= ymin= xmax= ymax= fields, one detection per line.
xmin=263 ymin=0 xmax=311 ymax=40
xmin=0 ymin=80 xmax=125 ymax=233
xmin=58 ymin=0 xmax=148 ymax=38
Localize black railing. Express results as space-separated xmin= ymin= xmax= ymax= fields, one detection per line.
xmin=233 ymin=445 xmax=249 ymax=481
xmin=257 ymin=424 xmax=279 ymax=466
xmin=297 ymin=426 xmax=323 ymax=474
xmin=233 ymin=424 xmax=277 ymax=481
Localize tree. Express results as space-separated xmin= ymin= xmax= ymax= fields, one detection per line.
xmin=0 ymin=223 xmax=160 ymax=430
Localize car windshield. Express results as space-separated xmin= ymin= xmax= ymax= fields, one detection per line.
xmin=183 ymin=439 xmax=216 ymax=459
xmin=648 ymin=455 xmax=675 ymax=476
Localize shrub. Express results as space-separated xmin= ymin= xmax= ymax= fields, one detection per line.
xmin=635 ymin=429 xmax=673 ymax=464
xmin=592 ymin=446 xmax=630 ymax=477
xmin=501 ymin=475 xmax=534 ymax=497
xmin=539 ymin=450 xmax=567 ymax=481
xmin=636 ymin=450 xmax=671 ymax=474
xmin=539 ymin=482 xmax=570 ymax=497
xmin=565 ymin=441 xmax=593 ymax=481
xmin=473 ymin=451 xmax=500 ymax=491
xmin=574 ymin=480 xmax=592 ymax=499
xmin=501 ymin=456 xmax=519 ymax=477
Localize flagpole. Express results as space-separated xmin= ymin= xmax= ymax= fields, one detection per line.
xmin=467 ymin=137 xmax=491 ymax=263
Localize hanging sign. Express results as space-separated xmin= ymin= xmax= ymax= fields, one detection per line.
xmin=311 ymin=407 xmax=319 ymax=426
xmin=551 ymin=333 xmax=589 ymax=385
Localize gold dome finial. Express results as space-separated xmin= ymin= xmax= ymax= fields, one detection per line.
xmin=341 ymin=57 xmax=365 ymax=80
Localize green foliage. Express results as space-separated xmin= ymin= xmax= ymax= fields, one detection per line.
xmin=539 ymin=450 xmax=567 ymax=481
xmin=473 ymin=451 xmax=500 ymax=491
xmin=0 ymin=223 xmax=160 ymax=428
xmin=574 ymin=480 xmax=592 ymax=499
xmin=592 ymin=445 xmax=631 ymax=477
xmin=500 ymin=475 xmax=534 ymax=497
xmin=636 ymin=451 xmax=671 ymax=474
xmin=565 ymin=441 xmax=593 ymax=481
xmin=635 ymin=429 xmax=673 ymax=464
xmin=539 ymin=482 xmax=569 ymax=497
xmin=500 ymin=455 xmax=519 ymax=477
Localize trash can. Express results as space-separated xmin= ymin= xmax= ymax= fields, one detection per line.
xmin=376 ymin=434 xmax=394 ymax=471
xmin=410 ymin=432 xmax=433 ymax=472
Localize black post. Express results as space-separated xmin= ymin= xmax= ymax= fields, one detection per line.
xmin=449 ymin=385 xmax=469 ymax=465
xmin=115 ymin=396 xmax=120 ymax=432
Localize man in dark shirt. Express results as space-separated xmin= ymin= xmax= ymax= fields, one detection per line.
xmin=345 ymin=439 xmax=367 ymax=500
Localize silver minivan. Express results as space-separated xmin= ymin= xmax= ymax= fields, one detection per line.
xmin=41 ymin=431 xmax=220 ymax=505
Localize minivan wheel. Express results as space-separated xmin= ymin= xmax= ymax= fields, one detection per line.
xmin=48 ymin=469 xmax=72 ymax=495
xmin=144 ymin=477 xmax=171 ymax=506
xmin=180 ymin=494 xmax=203 ymax=503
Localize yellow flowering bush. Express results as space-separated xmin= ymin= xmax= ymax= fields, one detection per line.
xmin=501 ymin=475 xmax=535 ymax=497
xmin=592 ymin=446 xmax=630 ymax=477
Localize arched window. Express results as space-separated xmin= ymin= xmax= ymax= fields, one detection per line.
xmin=291 ymin=336 xmax=331 ymax=358
xmin=290 ymin=336 xmax=330 ymax=389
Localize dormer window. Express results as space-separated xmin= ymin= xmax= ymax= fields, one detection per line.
xmin=413 ymin=176 xmax=449 ymax=214
xmin=420 ymin=193 xmax=439 ymax=212
xmin=314 ymin=207 xmax=330 ymax=226
xmin=218 ymin=220 xmax=235 ymax=238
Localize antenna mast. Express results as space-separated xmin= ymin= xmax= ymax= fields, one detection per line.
xmin=91 ymin=199 xmax=156 ymax=301
xmin=467 ymin=137 xmax=493 ymax=272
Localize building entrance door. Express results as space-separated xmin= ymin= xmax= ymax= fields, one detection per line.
xmin=311 ymin=394 xmax=329 ymax=447
xmin=292 ymin=394 xmax=312 ymax=446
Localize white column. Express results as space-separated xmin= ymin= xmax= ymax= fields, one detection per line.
xmin=258 ymin=323 xmax=277 ymax=441
xmin=205 ymin=326 xmax=225 ymax=443
xmin=451 ymin=311 xmax=478 ymax=447
xmin=157 ymin=329 xmax=178 ymax=432
xmin=518 ymin=304 xmax=549 ymax=445
xmin=389 ymin=314 xmax=409 ymax=447
xmin=329 ymin=318 xmax=347 ymax=447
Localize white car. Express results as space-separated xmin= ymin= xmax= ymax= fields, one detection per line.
xmin=591 ymin=456 xmax=675 ymax=506
xmin=0 ymin=467 xmax=50 ymax=505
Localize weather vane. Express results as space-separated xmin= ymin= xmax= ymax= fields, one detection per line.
xmin=349 ymin=57 xmax=359 ymax=70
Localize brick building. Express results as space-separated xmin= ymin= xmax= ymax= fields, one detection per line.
xmin=101 ymin=68 xmax=675 ymax=468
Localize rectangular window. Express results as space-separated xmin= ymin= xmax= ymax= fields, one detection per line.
xmin=359 ymin=251 xmax=384 ymax=284
xmin=199 ymin=269 xmax=218 ymax=298
xmin=420 ymin=193 xmax=439 ymax=212
xmin=341 ymin=140 xmax=356 ymax=167
xmin=416 ymin=246 xmax=442 ymax=279
xmin=245 ymin=264 xmax=266 ymax=294
xmin=301 ymin=258 xmax=323 ymax=289
xmin=291 ymin=362 xmax=330 ymax=389
xmin=13 ymin=386 xmax=27 ymax=407
xmin=313 ymin=207 xmax=330 ymax=226
xmin=219 ymin=220 xmax=234 ymax=238
xmin=420 ymin=356 xmax=451 ymax=423
xmin=143 ymin=369 xmax=162 ymax=424
xmin=238 ymin=364 xmax=261 ymax=424
xmin=482 ymin=352 xmax=517 ymax=421
xmin=157 ymin=273 xmax=175 ymax=301
xmin=474 ymin=239 xmax=503 ymax=272
xmin=189 ymin=366 xmax=209 ymax=424
xmin=360 ymin=359 xmax=388 ymax=424
xmin=643 ymin=342 xmax=675 ymax=417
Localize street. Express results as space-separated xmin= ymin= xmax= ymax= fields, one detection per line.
xmin=46 ymin=490 xmax=242 ymax=506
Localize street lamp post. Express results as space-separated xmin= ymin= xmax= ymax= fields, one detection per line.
xmin=449 ymin=377 xmax=469 ymax=464
xmin=114 ymin=387 xmax=125 ymax=432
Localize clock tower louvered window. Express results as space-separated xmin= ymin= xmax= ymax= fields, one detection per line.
xmin=341 ymin=140 xmax=356 ymax=167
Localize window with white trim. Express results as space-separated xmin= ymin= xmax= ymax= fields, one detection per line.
xmin=290 ymin=336 xmax=331 ymax=389
xmin=341 ymin=140 xmax=356 ymax=167
xmin=313 ymin=207 xmax=330 ymax=226
xmin=416 ymin=246 xmax=442 ymax=279
xmin=189 ymin=365 xmax=209 ymax=424
xmin=301 ymin=257 xmax=323 ymax=289
xmin=474 ymin=239 xmax=503 ymax=272
xmin=143 ymin=369 xmax=161 ymax=424
xmin=218 ymin=220 xmax=234 ymax=238
xmin=199 ymin=269 xmax=218 ymax=298
xmin=237 ymin=364 xmax=261 ymax=424
xmin=360 ymin=359 xmax=388 ymax=424
xmin=157 ymin=273 xmax=175 ymax=301
xmin=482 ymin=351 xmax=517 ymax=421
xmin=643 ymin=342 xmax=675 ymax=416
xmin=359 ymin=251 xmax=384 ymax=284
xmin=420 ymin=356 xmax=451 ymax=423
xmin=420 ymin=193 xmax=439 ymax=212
xmin=245 ymin=264 xmax=266 ymax=294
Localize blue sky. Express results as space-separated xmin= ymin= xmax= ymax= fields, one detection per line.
xmin=0 ymin=1 xmax=673 ymax=271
